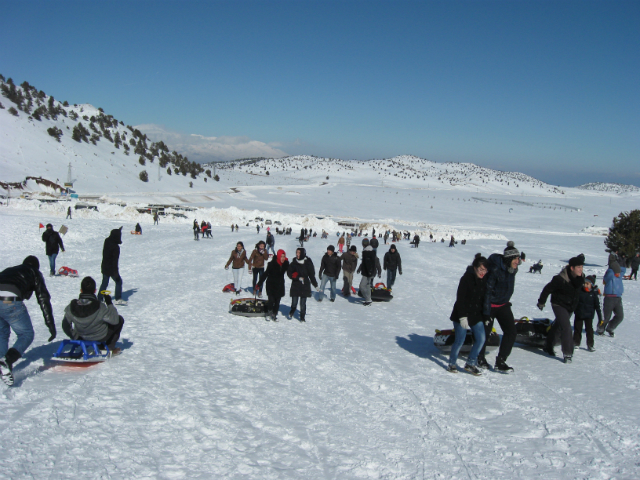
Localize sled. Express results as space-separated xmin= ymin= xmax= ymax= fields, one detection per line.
xmin=59 ymin=225 xmax=68 ymax=235
xmin=515 ymin=317 xmax=560 ymax=348
xmin=222 ymin=283 xmax=236 ymax=293
xmin=51 ymin=339 xmax=113 ymax=363
xmin=357 ymin=282 xmax=393 ymax=302
xmin=130 ymin=231 xmax=142 ymax=235
xmin=623 ymin=275 xmax=633 ymax=280
xmin=57 ymin=266 xmax=79 ymax=277
xmin=434 ymin=328 xmax=500 ymax=353
xmin=229 ymin=297 xmax=269 ymax=317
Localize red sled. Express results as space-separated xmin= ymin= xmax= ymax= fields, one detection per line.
xmin=58 ymin=266 xmax=79 ymax=277
xmin=222 ymin=283 xmax=236 ymax=293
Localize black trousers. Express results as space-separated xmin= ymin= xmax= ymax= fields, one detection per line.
xmin=290 ymin=296 xmax=307 ymax=317
xmin=480 ymin=304 xmax=517 ymax=361
xmin=573 ymin=316 xmax=594 ymax=349
xmin=267 ymin=294 xmax=281 ymax=316
xmin=252 ymin=268 xmax=265 ymax=291
xmin=546 ymin=305 xmax=574 ymax=357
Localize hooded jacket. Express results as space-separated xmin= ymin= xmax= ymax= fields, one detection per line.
xmin=319 ymin=253 xmax=342 ymax=278
xmin=483 ymin=253 xmax=517 ymax=315
xmin=603 ymin=266 xmax=625 ymax=296
xmin=259 ymin=250 xmax=289 ymax=297
xmin=538 ymin=266 xmax=585 ymax=313
xmin=101 ymin=228 xmax=122 ymax=276
xmin=357 ymin=246 xmax=381 ymax=277
xmin=0 ymin=262 xmax=54 ymax=328
xmin=383 ymin=248 xmax=402 ymax=273
xmin=42 ymin=228 xmax=64 ymax=255
xmin=287 ymin=248 xmax=318 ymax=297
xmin=450 ymin=266 xmax=487 ymax=327
xmin=62 ymin=293 xmax=120 ymax=341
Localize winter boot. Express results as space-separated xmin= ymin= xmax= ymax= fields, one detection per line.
xmin=446 ymin=364 xmax=458 ymax=373
xmin=288 ymin=309 xmax=294 ymax=320
xmin=477 ymin=356 xmax=490 ymax=369
xmin=606 ymin=330 xmax=615 ymax=338
xmin=587 ymin=346 xmax=596 ymax=352
xmin=543 ymin=344 xmax=556 ymax=357
xmin=494 ymin=356 xmax=514 ymax=372
xmin=299 ymin=314 xmax=306 ymax=323
xmin=0 ymin=348 xmax=20 ymax=386
xmin=464 ymin=364 xmax=482 ymax=376
xmin=563 ymin=356 xmax=572 ymax=364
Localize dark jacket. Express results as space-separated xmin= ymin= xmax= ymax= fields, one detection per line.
xmin=62 ymin=293 xmax=120 ymax=341
xmin=631 ymin=255 xmax=640 ymax=269
xmin=357 ymin=247 xmax=381 ymax=277
xmin=574 ymin=288 xmax=603 ymax=322
xmin=383 ymin=249 xmax=402 ymax=273
xmin=101 ymin=228 xmax=122 ymax=276
xmin=0 ymin=263 xmax=54 ymax=328
xmin=287 ymin=249 xmax=318 ymax=297
xmin=42 ymin=229 xmax=64 ymax=255
xmin=538 ymin=266 xmax=585 ymax=313
xmin=259 ymin=258 xmax=290 ymax=298
xmin=341 ymin=252 xmax=359 ymax=274
xmin=450 ymin=266 xmax=487 ymax=327
xmin=319 ymin=253 xmax=342 ymax=278
xmin=483 ymin=253 xmax=517 ymax=315
xmin=266 ymin=233 xmax=275 ymax=246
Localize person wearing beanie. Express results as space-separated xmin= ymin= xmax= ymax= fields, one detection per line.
xmin=573 ymin=274 xmax=602 ymax=352
xmin=597 ymin=253 xmax=626 ymax=336
xmin=383 ymin=245 xmax=402 ymax=291
xmin=538 ymin=254 xmax=586 ymax=363
xmin=0 ymin=256 xmax=56 ymax=386
xmin=287 ymin=248 xmax=318 ymax=322
xmin=340 ymin=246 xmax=359 ymax=296
xmin=478 ymin=241 xmax=521 ymax=372
xmin=318 ymin=246 xmax=341 ymax=302
xmin=357 ymin=239 xmax=382 ymax=306
xmin=42 ymin=223 xmax=65 ymax=276
xmin=257 ymin=250 xmax=289 ymax=321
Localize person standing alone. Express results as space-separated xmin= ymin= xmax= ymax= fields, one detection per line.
xmin=42 ymin=223 xmax=65 ymax=276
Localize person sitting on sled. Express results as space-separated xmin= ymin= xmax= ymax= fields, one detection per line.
xmin=257 ymin=249 xmax=289 ymax=321
xmin=62 ymin=276 xmax=124 ymax=355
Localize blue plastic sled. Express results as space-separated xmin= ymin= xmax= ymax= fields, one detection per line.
xmin=52 ymin=339 xmax=111 ymax=363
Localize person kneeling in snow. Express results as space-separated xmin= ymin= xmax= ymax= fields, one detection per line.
xmin=62 ymin=276 xmax=124 ymax=355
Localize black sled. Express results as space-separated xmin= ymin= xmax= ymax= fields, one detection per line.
xmin=434 ymin=328 xmax=500 ymax=354
xmin=357 ymin=282 xmax=393 ymax=302
xmin=229 ymin=298 xmax=269 ymax=317
xmin=514 ymin=317 xmax=560 ymax=348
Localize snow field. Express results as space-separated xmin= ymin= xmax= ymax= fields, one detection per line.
xmin=1 ymin=202 xmax=639 ymax=479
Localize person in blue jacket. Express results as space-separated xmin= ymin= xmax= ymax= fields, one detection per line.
xmin=478 ymin=241 xmax=520 ymax=372
xmin=597 ymin=254 xmax=625 ymax=337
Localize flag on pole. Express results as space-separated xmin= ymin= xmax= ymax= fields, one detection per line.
xmin=39 ymin=223 xmax=44 ymax=229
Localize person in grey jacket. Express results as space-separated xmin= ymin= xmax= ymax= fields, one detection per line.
xmin=62 ymin=276 xmax=124 ymax=353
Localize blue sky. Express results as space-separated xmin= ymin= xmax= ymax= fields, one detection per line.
xmin=2 ymin=0 xmax=638 ymax=186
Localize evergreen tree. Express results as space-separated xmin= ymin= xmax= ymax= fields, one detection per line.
xmin=605 ymin=210 xmax=640 ymax=257
xmin=167 ymin=167 xmax=172 ymax=175
xmin=139 ymin=156 xmax=146 ymax=166
xmin=8 ymin=106 xmax=18 ymax=116
xmin=139 ymin=170 xmax=149 ymax=182
xmin=47 ymin=126 xmax=63 ymax=142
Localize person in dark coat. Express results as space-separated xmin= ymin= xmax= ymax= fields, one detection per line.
xmin=135 ymin=223 xmax=142 ymax=234
xmin=98 ymin=227 xmax=125 ymax=305
xmin=340 ymin=246 xmax=359 ymax=296
xmin=258 ymin=249 xmax=289 ymax=321
xmin=42 ymin=223 xmax=65 ymax=276
xmin=318 ymin=245 xmax=342 ymax=302
xmin=0 ymin=256 xmax=56 ymax=386
xmin=357 ymin=238 xmax=382 ymax=305
xmin=447 ymin=254 xmax=489 ymax=375
xmin=383 ymin=245 xmax=402 ymax=290
xmin=572 ymin=275 xmax=602 ymax=352
xmin=287 ymin=248 xmax=318 ymax=322
xmin=413 ymin=234 xmax=420 ymax=247
xmin=538 ymin=254 xmax=585 ymax=363
xmin=478 ymin=241 xmax=520 ymax=372
xmin=66 ymin=206 xmax=72 ymax=219
xmin=631 ymin=253 xmax=640 ymax=280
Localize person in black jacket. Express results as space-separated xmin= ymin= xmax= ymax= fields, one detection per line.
xmin=287 ymin=248 xmax=318 ymax=322
xmin=357 ymin=238 xmax=382 ymax=306
xmin=538 ymin=254 xmax=585 ymax=363
xmin=572 ymin=275 xmax=602 ymax=352
xmin=448 ymin=254 xmax=489 ymax=375
xmin=98 ymin=227 xmax=126 ymax=305
xmin=0 ymin=256 xmax=56 ymax=386
xmin=257 ymin=249 xmax=289 ymax=321
xmin=383 ymin=245 xmax=402 ymax=290
xmin=478 ymin=241 xmax=520 ymax=372
xmin=631 ymin=253 xmax=640 ymax=281
xmin=42 ymin=223 xmax=65 ymax=276
xmin=318 ymin=245 xmax=341 ymax=302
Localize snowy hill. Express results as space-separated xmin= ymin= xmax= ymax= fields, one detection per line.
xmin=577 ymin=182 xmax=640 ymax=194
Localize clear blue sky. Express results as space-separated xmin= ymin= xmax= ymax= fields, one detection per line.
xmin=2 ymin=0 xmax=639 ymax=186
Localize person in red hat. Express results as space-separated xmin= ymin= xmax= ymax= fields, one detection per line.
xmin=258 ymin=250 xmax=289 ymax=321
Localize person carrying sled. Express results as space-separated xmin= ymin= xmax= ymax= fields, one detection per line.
xmin=98 ymin=227 xmax=127 ymax=306
xmin=0 ymin=256 xmax=56 ymax=386
xmin=573 ymin=275 xmax=602 ymax=352
xmin=318 ymin=245 xmax=341 ymax=302
xmin=135 ymin=223 xmax=142 ymax=235
xmin=357 ymin=238 xmax=381 ymax=306
xmin=538 ymin=254 xmax=585 ymax=363
xmin=478 ymin=241 xmax=521 ymax=372
xmin=225 ymin=242 xmax=249 ymax=294
xmin=341 ymin=246 xmax=359 ymax=297
xmin=287 ymin=248 xmax=318 ymax=322
xmin=338 ymin=234 xmax=346 ymax=253
xmin=447 ymin=253 xmax=489 ymax=375
xmin=266 ymin=231 xmax=275 ymax=256
xmin=62 ymin=276 xmax=124 ymax=354
xmin=597 ymin=254 xmax=625 ymax=337
xmin=257 ymin=249 xmax=289 ymax=321
xmin=42 ymin=223 xmax=65 ymax=276
xmin=249 ymin=241 xmax=269 ymax=297
xmin=383 ymin=244 xmax=402 ymax=291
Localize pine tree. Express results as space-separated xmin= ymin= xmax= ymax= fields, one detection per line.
xmin=139 ymin=156 xmax=146 ymax=166
xmin=139 ymin=170 xmax=149 ymax=182
xmin=605 ymin=210 xmax=640 ymax=257
xmin=8 ymin=106 xmax=18 ymax=116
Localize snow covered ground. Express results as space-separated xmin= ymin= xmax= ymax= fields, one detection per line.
xmin=1 ymin=182 xmax=639 ymax=479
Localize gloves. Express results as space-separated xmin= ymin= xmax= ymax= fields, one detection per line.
xmin=47 ymin=323 xmax=56 ymax=342
xmin=537 ymin=302 xmax=545 ymax=311
xmin=459 ymin=317 xmax=469 ymax=329
xmin=299 ymin=278 xmax=304 ymax=284
xmin=103 ymin=294 xmax=113 ymax=306
xmin=291 ymin=272 xmax=298 ymax=279
xmin=483 ymin=315 xmax=491 ymax=326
